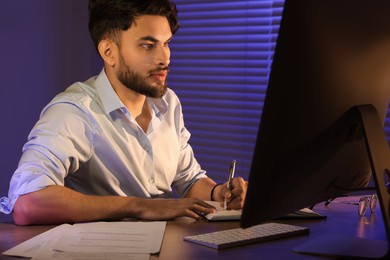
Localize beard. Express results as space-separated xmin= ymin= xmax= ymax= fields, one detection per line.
xmin=117 ymin=53 xmax=169 ymax=98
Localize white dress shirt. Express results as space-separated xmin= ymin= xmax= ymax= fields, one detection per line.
xmin=0 ymin=69 xmax=207 ymax=214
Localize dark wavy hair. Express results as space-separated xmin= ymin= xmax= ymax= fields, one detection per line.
xmin=88 ymin=0 xmax=179 ymax=50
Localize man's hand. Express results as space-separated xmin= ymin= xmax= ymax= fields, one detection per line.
xmin=135 ymin=198 xmax=216 ymax=220
xmin=184 ymin=177 xmax=248 ymax=210
xmin=213 ymin=177 xmax=248 ymax=210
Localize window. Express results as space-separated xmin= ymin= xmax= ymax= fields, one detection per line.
xmin=169 ymin=0 xmax=284 ymax=181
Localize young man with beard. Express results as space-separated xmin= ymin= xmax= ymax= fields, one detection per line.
xmin=1 ymin=0 xmax=247 ymax=225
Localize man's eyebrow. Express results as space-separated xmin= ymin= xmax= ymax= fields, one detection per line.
xmin=139 ymin=36 xmax=158 ymax=42
xmin=138 ymin=36 xmax=173 ymax=43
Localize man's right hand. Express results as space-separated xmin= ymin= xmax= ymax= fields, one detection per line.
xmin=135 ymin=198 xmax=216 ymax=220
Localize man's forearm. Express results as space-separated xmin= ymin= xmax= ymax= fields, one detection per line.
xmin=184 ymin=177 xmax=217 ymax=201
xmin=12 ymin=185 xmax=141 ymax=225
xmin=12 ymin=185 xmax=218 ymax=225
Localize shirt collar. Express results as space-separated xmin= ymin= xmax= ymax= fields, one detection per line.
xmin=148 ymin=96 xmax=168 ymax=117
xmin=94 ymin=68 xmax=168 ymax=117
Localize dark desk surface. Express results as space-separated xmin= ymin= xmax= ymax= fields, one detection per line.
xmin=0 ymin=196 xmax=388 ymax=260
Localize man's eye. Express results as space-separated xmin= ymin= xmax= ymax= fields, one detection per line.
xmin=141 ymin=44 xmax=154 ymax=50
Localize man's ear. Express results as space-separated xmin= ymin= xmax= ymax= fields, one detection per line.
xmin=98 ymin=39 xmax=117 ymax=66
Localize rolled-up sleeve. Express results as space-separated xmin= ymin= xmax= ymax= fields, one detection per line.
xmin=0 ymin=102 xmax=93 ymax=214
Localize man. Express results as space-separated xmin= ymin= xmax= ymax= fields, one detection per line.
xmin=0 ymin=0 xmax=247 ymax=225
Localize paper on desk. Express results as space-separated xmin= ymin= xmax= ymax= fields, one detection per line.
xmin=2 ymin=224 xmax=71 ymax=258
xmin=35 ymin=252 xmax=149 ymax=260
xmin=31 ymin=222 xmax=154 ymax=260
xmin=52 ymin=221 xmax=166 ymax=254
xmin=204 ymin=201 xmax=242 ymax=221
xmin=3 ymin=221 xmax=165 ymax=260
xmin=34 ymin=246 xmax=149 ymax=260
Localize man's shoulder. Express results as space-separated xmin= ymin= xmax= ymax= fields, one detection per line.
xmin=39 ymin=79 xmax=100 ymax=119
xmin=50 ymin=79 xmax=98 ymax=106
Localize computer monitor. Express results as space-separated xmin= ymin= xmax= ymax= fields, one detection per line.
xmin=240 ymin=0 xmax=390 ymax=258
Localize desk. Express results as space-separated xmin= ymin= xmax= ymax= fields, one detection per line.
xmin=0 ymin=196 xmax=387 ymax=260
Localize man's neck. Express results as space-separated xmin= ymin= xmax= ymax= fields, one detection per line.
xmin=105 ymin=67 xmax=152 ymax=132
xmin=117 ymin=87 xmax=152 ymax=132
xmin=105 ymin=68 xmax=145 ymax=115
xmin=116 ymin=87 xmax=151 ymax=132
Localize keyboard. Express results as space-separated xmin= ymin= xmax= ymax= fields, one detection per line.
xmin=184 ymin=223 xmax=309 ymax=249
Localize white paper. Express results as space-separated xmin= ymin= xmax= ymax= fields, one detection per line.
xmin=52 ymin=221 xmax=166 ymax=254
xmin=3 ymin=221 xmax=165 ymax=260
xmin=204 ymin=201 xmax=242 ymax=221
xmin=34 ymin=250 xmax=149 ymax=260
xmin=2 ymin=224 xmax=71 ymax=258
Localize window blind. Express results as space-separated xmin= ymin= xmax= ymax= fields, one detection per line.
xmin=169 ymin=0 xmax=284 ymax=182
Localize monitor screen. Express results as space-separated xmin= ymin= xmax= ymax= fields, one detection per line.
xmin=241 ymin=0 xmax=390 ymax=229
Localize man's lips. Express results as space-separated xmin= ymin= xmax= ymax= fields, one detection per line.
xmin=149 ymin=70 xmax=168 ymax=81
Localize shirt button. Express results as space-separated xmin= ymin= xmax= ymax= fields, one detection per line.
xmin=149 ymin=177 xmax=154 ymax=184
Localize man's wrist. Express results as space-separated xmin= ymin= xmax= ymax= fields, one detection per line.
xmin=210 ymin=183 xmax=222 ymax=201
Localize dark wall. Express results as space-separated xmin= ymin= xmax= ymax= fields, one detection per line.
xmin=0 ymin=0 xmax=101 ymax=222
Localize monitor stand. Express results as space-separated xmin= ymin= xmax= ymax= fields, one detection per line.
xmin=294 ymin=105 xmax=390 ymax=259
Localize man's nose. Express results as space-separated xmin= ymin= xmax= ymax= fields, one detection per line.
xmin=155 ymin=45 xmax=170 ymax=66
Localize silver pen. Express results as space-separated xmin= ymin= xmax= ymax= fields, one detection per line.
xmin=224 ymin=160 xmax=236 ymax=209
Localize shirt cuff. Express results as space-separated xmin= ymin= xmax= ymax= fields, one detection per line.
xmin=0 ymin=196 xmax=12 ymax=214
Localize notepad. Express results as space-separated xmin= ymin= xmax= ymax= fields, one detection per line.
xmin=199 ymin=201 xmax=325 ymax=221
xmin=201 ymin=201 xmax=242 ymax=221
